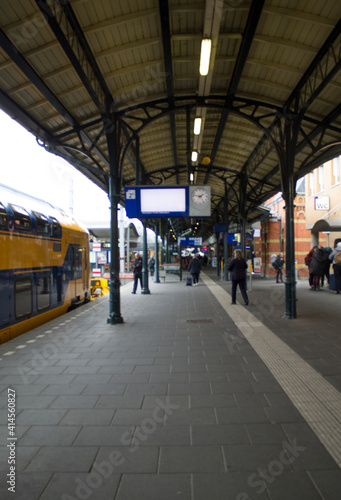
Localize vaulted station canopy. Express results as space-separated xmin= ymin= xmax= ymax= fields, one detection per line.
xmin=1 ymin=0 xmax=341 ymax=320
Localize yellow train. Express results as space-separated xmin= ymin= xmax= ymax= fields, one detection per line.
xmin=0 ymin=184 xmax=90 ymax=344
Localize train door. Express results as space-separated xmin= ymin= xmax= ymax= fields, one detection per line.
xmin=0 ymin=271 xmax=10 ymax=327
xmin=83 ymin=246 xmax=89 ymax=291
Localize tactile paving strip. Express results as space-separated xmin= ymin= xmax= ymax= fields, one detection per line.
xmin=202 ymin=273 xmax=341 ymax=468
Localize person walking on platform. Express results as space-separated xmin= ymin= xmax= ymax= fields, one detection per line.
xmin=310 ymin=246 xmax=328 ymax=291
xmin=187 ymin=254 xmax=201 ymax=286
xmin=148 ymin=256 xmax=155 ymax=277
xmin=228 ymin=249 xmax=249 ymax=305
xmin=329 ymin=241 xmax=341 ymax=294
xmin=131 ymin=252 xmax=143 ymax=294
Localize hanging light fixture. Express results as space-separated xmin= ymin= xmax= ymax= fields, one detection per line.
xmin=193 ymin=117 xmax=202 ymax=135
xmin=199 ymin=38 xmax=212 ymax=76
xmin=191 ymin=151 xmax=198 ymax=162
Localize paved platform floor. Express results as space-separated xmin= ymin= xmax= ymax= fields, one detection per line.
xmin=0 ymin=268 xmax=341 ymax=499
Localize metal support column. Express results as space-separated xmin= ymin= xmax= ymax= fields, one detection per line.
xmin=216 ymin=232 xmax=220 ymax=277
xmin=141 ymin=222 xmax=150 ymax=294
xmin=282 ymin=177 xmax=297 ymax=318
xmin=223 ymin=184 xmax=229 ymax=281
xmin=154 ymin=222 xmax=160 ymax=283
xmin=107 ymin=175 xmax=124 ymax=324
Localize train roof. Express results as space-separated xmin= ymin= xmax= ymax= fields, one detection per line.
xmin=0 ymin=183 xmax=89 ymax=234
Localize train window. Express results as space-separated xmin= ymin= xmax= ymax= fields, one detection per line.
xmin=10 ymin=204 xmax=32 ymax=231
xmin=15 ymin=278 xmax=32 ymax=319
xmin=33 ymin=211 xmax=50 ymax=235
xmin=0 ymin=202 xmax=8 ymax=227
xmin=50 ymin=217 xmax=62 ymax=237
xmin=53 ymin=242 xmax=62 ymax=252
xmin=36 ymin=274 xmax=50 ymax=310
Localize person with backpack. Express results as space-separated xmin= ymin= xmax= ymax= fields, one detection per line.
xmin=273 ymin=253 xmax=284 ymax=283
xmin=305 ymin=246 xmax=318 ymax=289
xmin=329 ymin=241 xmax=341 ymax=294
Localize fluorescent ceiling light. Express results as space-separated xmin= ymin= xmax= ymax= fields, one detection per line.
xmin=191 ymin=151 xmax=198 ymax=162
xmin=190 ymin=173 xmax=194 ymax=182
xmin=193 ymin=117 xmax=202 ymax=135
xmin=199 ymin=38 xmax=212 ymax=76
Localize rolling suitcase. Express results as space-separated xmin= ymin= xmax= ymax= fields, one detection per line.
xmin=186 ymin=276 xmax=192 ymax=286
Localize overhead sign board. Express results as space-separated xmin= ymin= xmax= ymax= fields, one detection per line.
xmin=125 ymin=186 xmax=211 ymax=218
xmin=179 ymin=237 xmax=203 ymax=246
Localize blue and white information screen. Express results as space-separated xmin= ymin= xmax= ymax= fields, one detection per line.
xmin=125 ymin=186 xmax=211 ymax=218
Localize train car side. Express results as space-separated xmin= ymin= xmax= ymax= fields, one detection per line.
xmin=0 ymin=185 xmax=90 ymax=344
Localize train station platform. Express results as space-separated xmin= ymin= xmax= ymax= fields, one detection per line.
xmin=0 ymin=268 xmax=341 ymax=500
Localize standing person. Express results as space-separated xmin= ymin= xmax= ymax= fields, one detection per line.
xmin=187 ymin=254 xmax=201 ymax=286
xmin=148 ymin=256 xmax=155 ymax=277
xmin=329 ymin=241 xmax=341 ymax=294
xmin=131 ymin=252 xmax=143 ymax=294
xmin=310 ymin=246 xmax=328 ymax=291
xmin=274 ymin=253 xmax=284 ymax=283
xmin=305 ymin=246 xmax=318 ymax=289
xmin=322 ymin=247 xmax=332 ymax=287
xmin=227 ymin=249 xmax=249 ymax=305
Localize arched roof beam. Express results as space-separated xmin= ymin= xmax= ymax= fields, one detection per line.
xmin=204 ymin=0 xmax=265 ymax=184
xmin=158 ymin=0 xmax=178 ymax=183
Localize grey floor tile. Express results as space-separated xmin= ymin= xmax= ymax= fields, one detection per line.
xmin=16 ymin=409 xmax=67 ymax=425
xmin=116 ymin=473 xmax=191 ymax=500
xmin=60 ymin=409 xmax=114 ymax=425
xmin=265 ymin=471 xmax=323 ymax=500
xmin=244 ymin=423 xmax=288 ymax=444
xmin=191 ymin=424 xmax=250 ymax=445
xmin=74 ymin=425 xmax=134 ymax=446
xmin=192 ymin=472 xmax=270 ymax=500
xmin=308 ymin=470 xmax=341 ymax=500
xmin=25 ymin=446 xmax=98 ymax=472
xmin=19 ymin=425 xmax=81 ymax=446
xmin=159 ymin=446 xmax=225 ymax=473
xmin=39 ymin=472 xmax=121 ymax=500
xmin=94 ymin=446 xmax=159 ymax=473
xmin=222 ymin=444 xmax=293 ymax=472
xmin=49 ymin=395 xmax=99 ymax=409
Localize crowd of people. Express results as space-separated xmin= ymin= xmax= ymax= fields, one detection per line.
xmin=305 ymin=241 xmax=341 ymax=293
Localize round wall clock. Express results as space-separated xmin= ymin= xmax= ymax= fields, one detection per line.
xmin=191 ymin=186 xmax=210 ymax=206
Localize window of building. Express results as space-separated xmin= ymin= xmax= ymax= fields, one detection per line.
xmin=317 ymin=165 xmax=324 ymax=192
xmin=332 ymin=157 xmax=340 ymax=185
xmin=15 ymin=278 xmax=32 ymax=319
xmin=10 ymin=204 xmax=32 ymax=231
xmin=309 ymin=172 xmax=314 ymax=196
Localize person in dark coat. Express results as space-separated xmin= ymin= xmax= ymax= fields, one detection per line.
xmin=305 ymin=246 xmax=318 ymax=289
xmin=329 ymin=241 xmax=341 ymax=294
xmin=310 ymin=247 xmax=328 ymax=291
xmin=187 ymin=254 xmax=201 ymax=285
xmin=274 ymin=253 xmax=284 ymax=283
xmin=321 ymin=246 xmax=332 ymax=287
xmin=148 ymin=256 xmax=155 ymax=277
xmin=131 ymin=252 xmax=143 ymax=294
xmin=227 ymin=249 xmax=249 ymax=305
